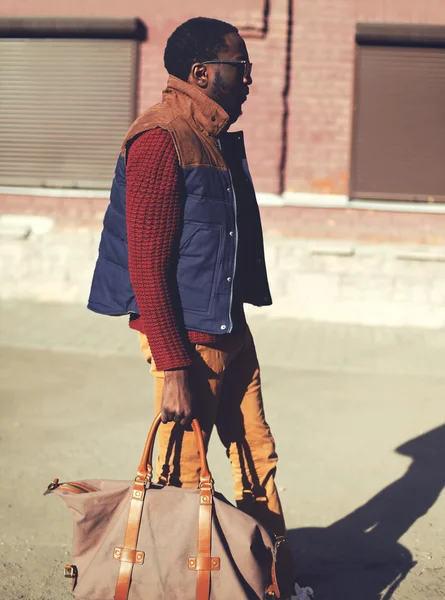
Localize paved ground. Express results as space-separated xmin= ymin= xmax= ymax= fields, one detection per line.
xmin=0 ymin=300 xmax=444 ymax=599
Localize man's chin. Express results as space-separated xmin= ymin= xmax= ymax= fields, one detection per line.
xmin=228 ymin=107 xmax=243 ymax=126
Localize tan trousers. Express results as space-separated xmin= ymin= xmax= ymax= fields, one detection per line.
xmin=138 ymin=327 xmax=287 ymax=539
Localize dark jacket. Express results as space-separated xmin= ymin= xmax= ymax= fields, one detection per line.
xmin=88 ymin=76 xmax=271 ymax=334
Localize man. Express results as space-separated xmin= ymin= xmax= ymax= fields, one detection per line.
xmin=88 ymin=17 xmax=313 ymax=600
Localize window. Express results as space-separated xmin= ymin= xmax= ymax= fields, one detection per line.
xmin=0 ymin=18 xmax=146 ymax=189
xmin=350 ymin=23 xmax=445 ymax=203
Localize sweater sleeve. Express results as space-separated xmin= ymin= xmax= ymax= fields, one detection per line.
xmin=126 ymin=127 xmax=193 ymax=371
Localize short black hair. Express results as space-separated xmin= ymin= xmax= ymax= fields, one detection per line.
xmin=164 ymin=17 xmax=238 ymax=82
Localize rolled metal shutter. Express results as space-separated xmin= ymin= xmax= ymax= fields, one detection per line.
xmin=0 ymin=21 xmax=143 ymax=189
xmin=350 ymin=24 xmax=445 ymax=203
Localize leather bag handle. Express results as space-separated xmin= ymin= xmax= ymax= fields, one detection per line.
xmin=114 ymin=413 xmax=215 ymax=600
xmin=135 ymin=413 xmax=212 ymax=486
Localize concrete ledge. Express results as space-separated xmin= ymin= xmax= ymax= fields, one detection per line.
xmin=279 ymin=192 xmax=445 ymax=214
xmin=396 ymin=250 xmax=445 ymax=262
xmin=1 ymin=230 xmax=445 ymax=329
xmin=3 ymin=186 xmax=445 ymax=214
xmin=0 ymin=214 xmax=54 ymax=238
xmin=0 ymin=186 xmax=110 ymax=199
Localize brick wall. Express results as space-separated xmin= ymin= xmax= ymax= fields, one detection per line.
xmin=136 ymin=0 xmax=289 ymax=194
xmin=1 ymin=1 xmax=444 ymax=200
xmin=286 ymin=0 xmax=445 ymax=195
xmin=0 ymin=0 xmax=289 ymax=194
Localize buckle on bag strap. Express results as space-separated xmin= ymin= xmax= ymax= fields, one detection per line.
xmin=64 ymin=564 xmax=77 ymax=578
xmin=64 ymin=565 xmax=78 ymax=591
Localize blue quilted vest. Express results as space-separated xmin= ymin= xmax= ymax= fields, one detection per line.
xmin=88 ymin=78 xmax=271 ymax=334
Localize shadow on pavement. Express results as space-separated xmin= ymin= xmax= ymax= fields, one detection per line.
xmin=288 ymin=424 xmax=445 ymax=600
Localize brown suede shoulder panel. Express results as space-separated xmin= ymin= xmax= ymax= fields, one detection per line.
xmin=121 ymin=106 xmax=226 ymax=171
xmin=121 ymin=103 xmax=174 ymax=154
xmin=167 ymin=118 xmax=227 ymax=171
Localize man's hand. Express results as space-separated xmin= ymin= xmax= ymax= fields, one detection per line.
xmin=161 ymin=368 xmax=193 ymax=427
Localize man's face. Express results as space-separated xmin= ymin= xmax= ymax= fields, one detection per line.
xmin=208 ymin=32 xmax=252 ymax=125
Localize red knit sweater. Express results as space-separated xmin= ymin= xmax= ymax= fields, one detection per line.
xmin=126 ymin=128 xmax=244 ymax=371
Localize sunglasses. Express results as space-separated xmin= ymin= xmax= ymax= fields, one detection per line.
xmin=202 ymin=60 xmax=253 ymax=80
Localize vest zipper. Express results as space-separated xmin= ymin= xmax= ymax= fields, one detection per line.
xmin=217 ymin=138 xmax=238 ymax=333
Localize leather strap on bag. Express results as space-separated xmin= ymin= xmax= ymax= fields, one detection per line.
xmin=114 ymin=478 xmax=146 ymax=600
xmin=266 ymin=557 xmax=280 ymax=598
xmin=265 ymin=538 xmax=282 ymax=598
xmin=114 ymin=414 xmax=216 ymax=600
xmin=188 ymin=481 xmax=220 ymax=600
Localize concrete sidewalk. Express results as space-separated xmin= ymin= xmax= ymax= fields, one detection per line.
xmin=0 ymin=301 xmax=444 ymax=599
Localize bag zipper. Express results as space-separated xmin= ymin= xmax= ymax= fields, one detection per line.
xmin=44 ymin=478 xmax=96 ymax=495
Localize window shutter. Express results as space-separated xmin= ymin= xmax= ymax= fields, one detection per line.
xmin=0 ymin=19 xmax=144 ymax=189
xmin=350 ymin=24 xmax=445 ymax=203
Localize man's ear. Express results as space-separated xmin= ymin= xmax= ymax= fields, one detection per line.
xmin=188 ymin=63 xmax=209 ymax=89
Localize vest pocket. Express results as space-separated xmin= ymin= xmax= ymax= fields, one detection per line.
xmin=177 ymin=221 xmax=222 ymax=314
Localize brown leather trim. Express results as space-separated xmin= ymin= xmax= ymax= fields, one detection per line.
xmin=114 ymin=483 xmax=146 ymax=600
xmin=113 ymin=547 xmax=145 ymax=565
xmin=196 ymin=567 xmax=211 ymax=598
xmin=132 ymin=487 xmax=144 ymax=500
xmin=61 ymin=482 xmax=96 ymax=494
xmin=188 ymin=556 xmax=220 ymax=571
xmin=114 ymin=561 xmax=133 ymax=599
xmin=121 ymin=76 xmax=229 ymax=170
xmin=115 ymin=414 xmax=214 ymax=600
xmin=195 ymin=485 xmax=214 ymax=600
xmin=44 ymin=479 xmax=96 ymax=496
xmin=122 ymin=75 xmax=229 ymax=149
xmin=266 ymin=542 xmax=281 ymax=598
xmin=139 ymin=414 xmax=212 ymax=487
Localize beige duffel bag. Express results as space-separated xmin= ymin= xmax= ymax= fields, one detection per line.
xmin=45 ymin=413 xmax=282 ymax=599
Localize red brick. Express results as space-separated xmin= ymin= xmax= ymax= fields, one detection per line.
xmin=259 ymin=205 xmax=445 ymax=244
xmin=1 ymin=0 xmax=444 ymax=234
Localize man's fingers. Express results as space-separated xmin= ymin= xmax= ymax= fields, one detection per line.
xmin=181 ymin=411 xmax=192 ymax=427
xmin=161 ymin=408 xmax=185 ymax=424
